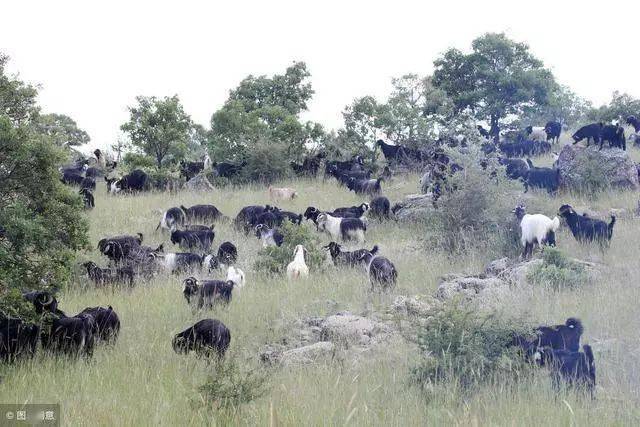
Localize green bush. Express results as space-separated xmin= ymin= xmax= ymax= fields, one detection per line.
xmin=238 ymin=140 xmax=292 ymax=184
xmin=198 ymin=357 xmax=269 ymax=411
xmin=425 ymin=149 xmax=519 ymax=256
xmin=527 ymin=247 xmax=590 ymax=289
xmin=412 ymin=301 xmax=531 ymax=390
xmin=144 ymin=168 xmax=184 ymax=191
xmin=254 ymin=221 xmax=325 ymax=275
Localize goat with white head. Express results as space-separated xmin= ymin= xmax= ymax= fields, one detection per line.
xmin=316 ymin=213 xmax=366 ymax=243
xmin=513 ymin=205 xmax=560 ymax=258
xmin=226 ymin=266 xmax=246 ymax=288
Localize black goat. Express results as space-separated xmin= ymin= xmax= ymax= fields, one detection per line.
xmin=0 ymin=317 xmax=39 ymax=362
xmin=170 ymin=229 xmax=215 ymax=252
xmin=78 ymin=306 xmax=120 ymax=343
xmin=79 ymin=188 xmax=95 ymax=209
xmin=626 ymin=115 xmax=640 ymax=133
xmin=513 ymin=318 xmax=584 ymax=357
xmin=369 ymin=196 xmax=391 ymax=220
xmin=82 ymin=261 xmax=135 ymax=287
xmin=558 ymin=205 xmax=615 ymax=246
xmin=347 ymin=177 xmax=383 ymax=196
xmin=22 ymin=290 xmax=60 ymax=314
xmin=172 ymin=319 xmax=231 ymax=358
xmin=324 ymin=242 xmax=378 ymax=267
xmin=545 ymin=121 xmax=562 ymax=143
xmin=599 ymin=124 xmax=626 ymax=150
xmin=538 ymin=345 xmax=596 ymax=398
xmin=522 ymin=160 xmax=560 ymax=194
xmin=98 ymin=233 xmax=144 ymax=262
xmin=180 ymin=204 xmax=224 ymax=223
xmin=358 ymin=252 xmax=397 ymax=290
xmin=41 ymin=312 xmax=96 ymax=358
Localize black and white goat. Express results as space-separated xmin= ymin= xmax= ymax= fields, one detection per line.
xmin=156 ymin=207 xmax=186 ymax=232
xmin=513 ymin=205 xmax=560 ymax=258
xmin=558 ymin=205 xmax=615 ymax=246
xmin=316 ymin=213 xmax=366 ymax=243
xmin=324 ymin=242 xmax=378 ymax=268
xmin=255 ymin=224 xmax=284 ymax=247
xmin=358 ymin=252 xmax=397 ymax=290
xmin=203 ymin=241 xmax=239 ymax=272
xmin=182 ymin=277 xmax=234 ymax=308
xmin=159 ymin=253 xmax=203 ymax=274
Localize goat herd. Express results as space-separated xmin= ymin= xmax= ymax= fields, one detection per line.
xmin=5 ymin=117 xmax=637 ymax=400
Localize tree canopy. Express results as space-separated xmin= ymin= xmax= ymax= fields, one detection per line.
xmin=33 ymin=113 xmax=90 ymax=147
xmin=209 ymin=62 xmax=323 ymax=160
xmin=121 ymin=95 xmax=192 ymax=169
xmin=433 ymin=33 xmax=558 ymax=140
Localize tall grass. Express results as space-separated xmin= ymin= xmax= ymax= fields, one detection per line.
xmin=2 ymin=147 xmax=640 ymax=425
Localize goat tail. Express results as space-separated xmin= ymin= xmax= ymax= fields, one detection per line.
xmin=370 ymin=245 xmax=379 ymax=255
xmin=608 ymin=215 xmax=616 ymax=239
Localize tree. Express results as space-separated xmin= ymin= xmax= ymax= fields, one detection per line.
xmin=33 ymin=113 xmax=90 ymax=147
xmin=0 ymin=56 xmax=89 ymax=321
xmin=0 ymin=53 xmax=40 ymax=125
xmin=209 ymin=62 xmax=321 ymax=161
xmin=433 ymin=33 xmax=558 ymax=141
xmin=588 ymin=91 xmax=640 ymax=123
xmin=121 ymin=95 xmax=192 ymax=169
xmin=341 ymin=96 xmax=380 ymax=156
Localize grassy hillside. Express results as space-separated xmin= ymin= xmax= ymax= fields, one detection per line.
xmin=2 ymin=145 xmax=640 ymax=426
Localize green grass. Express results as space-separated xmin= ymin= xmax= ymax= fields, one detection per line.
xmin=2 ymin=150 xmax=640 ymax=425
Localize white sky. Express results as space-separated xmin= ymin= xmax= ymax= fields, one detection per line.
xmin=2 ymin=0 xmax=638 ymax=152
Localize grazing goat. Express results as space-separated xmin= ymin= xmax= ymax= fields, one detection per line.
xmin=157 ymin=207 xmax=186 ymax=232
xmin=538 ymin=345 xmax=596 ymax=398
xmin=226 ymin=266 xmax=246 ymax=288
xmin=525 ymin=126 xmax=547 ymax=142
xmin=106 ymin=169 xmax=147 ymax=193
xmin=330 ymin=203 xmax=369 ymax=218
xmin=78 ymin=306 xmax=120 ymax=343
xmin=182 ymin=277 xmax=234 ymax=308
xmin=255 ymin=224 xmax=284 ymax=247
xmin=41 ymin=312 xmax=96 ymax=358
xmin=358 ymin=252 xmax=397 ymax=290
xmin=369 ymin=196 xmax=391 ymax=220
xmin=347 ymin=177 xmax=383 ymax=196
xmin=203 ymin=241 xmax=238 ymax=272
xmin=170 ymin=229 xmax=215 ymax=251
xmin=269 ymin=186 xmax=298 ymax=200
xmin=98 ymin=233 xmax=143 ymax=263
xmin=558 ymin=205 xmax=615 ymax=246
xmin=286 ymin=245 xmax=309 ymax=280
xmin=22 ymin=290 xmax=59 ymax=314
xmin=545 ymin=121 xmax=562 ymax=143
xmin=172 ymin=319 xmax=231 ymax=358
xmin=512 ymin=205 xmax=560 ymax=258
xmin=179 ymin=160 xmax=204 ymax=181
xmin=0 ymin=317 xmax=39 ymax=362
xmin=316 ymin=213 xmax=366 ymax=243
xmin=499 ymin=157 xmax=530 ymax=180
xmin=522 ymin=160 xmax=560 ymax=194
xmin=82 ymin=261 xmax=135 ymax=287
xmin=324 ymin=242 xmax=378 ymax=267
xmin=181 ymin=204 xmax=224 ymax=223
xmin=160 ymin=253 xmax=203 ymax=274
xmin=572 ymin=123 xmax=603 ymax=147
xmin=79 ymin=188 xmax=95 ymax=209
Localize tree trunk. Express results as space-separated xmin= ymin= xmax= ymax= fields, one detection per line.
xmin=489 ymin=114 xmax=500 ymax=144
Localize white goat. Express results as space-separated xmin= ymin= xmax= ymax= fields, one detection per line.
xmin=528 ymin=126 xmax=547 ymax=142
xmin=268 ymin=186 xmax=298 ymax=200
xmin=226 ymin=266 xmax=246 ymax=288
xmin=286 ymin=245 xmax=309 ymax=280
xmin=203 ymin=154 xmax=213 ymax=171
xmin=513 ymin=205 xmax=560 ymax=258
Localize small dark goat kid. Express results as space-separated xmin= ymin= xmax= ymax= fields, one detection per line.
xmin=558 ymin=205 xmax=615 ymax=246
xmin=182 ymin=277 xmax=234 ymax=308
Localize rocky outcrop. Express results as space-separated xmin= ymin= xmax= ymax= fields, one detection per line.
xmin=185 ymin=174 xmax=215 ymax=191
xmin=392 ymin=194 xmax=435 ymax=222
xmin=556 ymin=144 xmax=639 ymax=190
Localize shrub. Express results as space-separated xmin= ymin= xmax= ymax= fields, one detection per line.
xmin=198 ymin=357 xmax=269 ymax=411
xmin=425 ymin=149 xmax=519 ymax=256
xmin=527 ymin=247 xmax=590 ymax=289
xmin=254 ymin=220 xmax=325 ymax=275
xmin=122 ymin=152 xmax=157 ymax=171
xmin=237 ymin=140 xmax=292 ymax=184
xmin=412 ymin=300 xmax=531 ymax=390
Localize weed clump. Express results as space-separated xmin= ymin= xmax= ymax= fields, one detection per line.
xmin=527 ymin=247 xmax=590 ymax=289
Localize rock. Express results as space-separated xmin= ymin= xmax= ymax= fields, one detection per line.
xmin=485 ymin=257 xmax=511 ymax=276
xmin=280 ymin=341 xmax=336 ymax=366
xmin=556 ymin=144 xmax=639 ymax=190
xmin=436 ymin=277 xmax=509 ymax=306
xmin=392 ymin=295 xmax=440 ymax=317
xmin=320 ymin=312 xmax=389 ymax=347
xmin=499 ymin=258 xmax=543 ymax=286
xmin=392 ymin=194 xmax=435 ymax=222
xmin=185 ymin=174 xmax=215 ymax=191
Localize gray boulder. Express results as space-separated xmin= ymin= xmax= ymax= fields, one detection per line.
xmin=280 ymin=341 xmax=336 ymax=366
xmin=436 ymin=275 xmax=510 ymax=305
xmin=320 ymin=312 xmax=389 ymax=347
xmin=185 ymin=174 xmax=215 ymax=191
xmin=392 ymin=194 xmax=435 ymax=222
xmin=556 ymin=144 xmax=639 ymax=190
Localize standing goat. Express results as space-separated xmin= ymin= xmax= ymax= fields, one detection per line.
xmin=512 ymin=205 xmax=560 ymax=258
xmin=286 ymin=245 xmax=309 ymax=280
xmin=316 ymin=213 xmax=366 ymax=243
xmin=558 ymin=204 xmax=615 ymax=247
